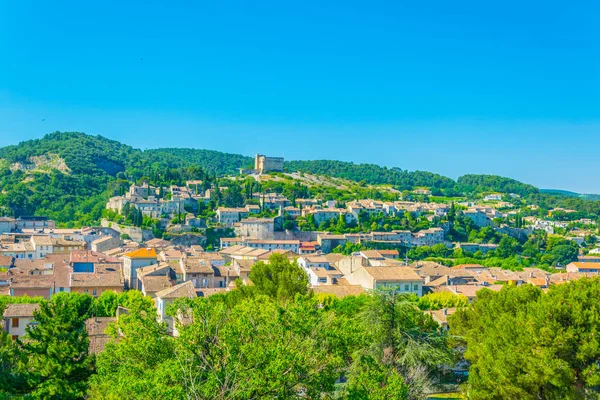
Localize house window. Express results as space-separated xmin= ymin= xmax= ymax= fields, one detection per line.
xmin=404 ymin=284 xmax=409 ymax=291
xmin=12 ymin=318 xmax=19 ymax=328
xmin=413 ymin=285 xmax=419 ymax=291
xmin=93 ymin=289 xmax=97 ymax=296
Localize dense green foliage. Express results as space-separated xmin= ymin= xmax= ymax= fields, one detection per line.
xmin=285 ymin=160 xmax=457 ymax=190
xmin=450 ymin=279 xmax=600 ymax=399
xmin=145 ymin=148 xmax=253 ymax=175
xmin=456 ymin=174 xmax=539 ymax=197
xmin=0 ymin=256 xmax=454 ymax=399
xmin=2 ymin=132 xmax=600 ymax=232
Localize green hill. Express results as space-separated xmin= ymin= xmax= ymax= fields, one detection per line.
xmin=1 ymin=131 xmax=599 ymax=226
xmin=145 ymin=148 xmax=253 ymax=176
xmin=284 ymin=160 xmax=456 ymax=191
xmin=457 ymin=174 xmax=539 ymax=197
xmin=541 ymin=189 xmax=600 ymax=201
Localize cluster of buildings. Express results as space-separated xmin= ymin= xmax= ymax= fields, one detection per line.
xmin=0 ymin=216 xmax=56 ymax=234
xmin=6 ymin=175 xmax=600 ymax=341
xmin=106 ymin=182 xmax=215 ymax=219
xmin=3 ymin=213 xmax=600 ymax=342
xmin=239 ymin=154 xmax=284 ymax=175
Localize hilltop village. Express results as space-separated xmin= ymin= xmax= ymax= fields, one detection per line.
xmin=2 ymin=154 xmax=599 ymax=340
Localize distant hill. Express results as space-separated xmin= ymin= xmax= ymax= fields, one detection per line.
xmin=457 ymin=174 xmax=539 ymax=197
xmin=145 ymin=148 xmax=253 ymax=176
xmin=541 ymin=189 xmax=600 ymax=201
xmin=1 ymin=131 xmax=599 ymax=226
xmin=284 ymin=160 xmax=456 ymax=191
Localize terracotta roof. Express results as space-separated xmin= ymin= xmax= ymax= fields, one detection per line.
xmin=53 ymin=261 xmax=71 ymax=288
xmin=303 ymin=256 xmax=330 ymax=264
xmin=361 ymin=250 xmax=385 ymax=259
xmin=219 ymin=245 xmax=247 ymax=255
xmin=424 ymin=275 xmax=449 ymax=287
xmin=324 ymin=253 xmax=344 ymax=263
xmin=312 ymin=284 xmax=365 ymax=298
xmin=124 ymin=248 xmax=158 ymax=259
xmin=70 ymin=250 xmax=120 ymax=264
xmin=145 ymin=238 xmax=172 ymax=248
xmin=155 ymin=280 xmax=196 ymax=299
xmin=140 ymin=275 xmax=173 ymax=293
xmin=85 ymin=317 xmax=115 ymax=336
xmin=137 ymin=263 xmax=173 ymax=277
xmin=212 ymin=266 xmax=239 ymax=278
xmin=182 ymin=257 xmax=214 ymax=274
xmin=452 ymin=264 xmax=485 ymax=269
xmin=91 ymin=235 xmax=118 ymax=245
xmin=568 ymin=262 xmax=600 ymax=271
xmin=10 ymin=274 xmax=54 ymax=289
xmin=31 ymin=236 xmax=54 ymax=246
xmin=70 ymin=264 xmax=123 ymax=288
xmin=528 ymin=277 xmax=548 ymax=287
xmin=363 ymin=267 xmax=422 ymax=282
xmin=233 ymin=259 xmax=255 ymax=271
xmin=85 ymin=317 xmax=116 ymax=354
xmin=0 ymin=256 xmax=13 ymax=267
xmin=246 ymin=239 xmax=300 ymax=245
xmin=3 ymin=303 xmax=40 ymax=318
xmin=429 ymin=308 xmax=457 ymax=325
xmin=549 ymin=272 xmax=597 ymax=284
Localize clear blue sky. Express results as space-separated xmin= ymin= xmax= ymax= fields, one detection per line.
xmin=1 ymin=1 xmax=598 ymax=192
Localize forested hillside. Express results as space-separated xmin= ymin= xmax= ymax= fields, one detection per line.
xmin=285 ymin=160 xmax=457 ymax=191
xmin=1 ymin=131 xmax=600 ymax=226
xmin=456 ymin=174 xmax=539 ymax=196
xmin=146 ymin=148 xmax=253 ymax=176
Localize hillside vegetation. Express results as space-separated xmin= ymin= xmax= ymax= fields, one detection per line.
xmin=285 ymin=159 xmax=456 ymax=191
xmin=1 ymin=131 xmax=599 ymax=226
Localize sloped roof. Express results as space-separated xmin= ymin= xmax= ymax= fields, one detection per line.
xmin=70 ymin=264 xmax=124 ymax=288
xmin=312 ymin=284 xmax=365 ymax=298
xmin=363 ymin=267 xmax=422 ymax=282
xmin=182 ymin=257 xmax=214 ymax=274
xmin=155 ymin=280 xmax=196 ymax=299
xmin=124 ymin=248 xmax=158 ymax=259
xmin=3 ymin=303 xmax=40 ymax=318
xmin=429 ymin=308 xmax=457 ymax=325
xmin=569 ymin=262 xmax=600 ymax=270
xmin=140 ymin=275 xmax=173 ymax=293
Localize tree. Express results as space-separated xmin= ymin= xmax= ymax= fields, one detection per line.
xmin=246 ymin=253 xmax=308 ymax=302
xmin=89 ymin=306 xmax=180 ymax=399
xmin=20 ymin=292 xmax=94 ymax=399
xmin=417 ymin=292 xmax=468 ymax=310
xmin=222 ymin=184 xmax=245 ymax=208
xmin=93 ymin=290 xmax=119 ymax=317
xmin=0 ymin=331 xmax=28 ymax=397
xmin=450 ymin=281 xmax=600 ymax=399
xmin=167 ymin=295 xmax=343 ymax=399
xmin=494 ymin=235 xmax=521 ymax=258
xmin=550 ymin=244 xmax=579 ymax=266
xmin=356 ymin=290 xmax=450 ymax=399
xmin=117 ymin=290 xmax=155 ymax=313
